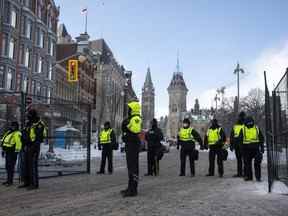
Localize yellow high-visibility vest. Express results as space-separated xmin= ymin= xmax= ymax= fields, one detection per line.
xmin=243 ymin=126 xmax=260 ymax=144
xmin=29 ymin=120 xmax=48 ymax=143
xmin=127 ymin=116 xmax=142 ymax=134
xmin=207 ymin=128 xmax=222 ymax=145
xmin=1 ymin=131 xmax=22 ymax=152
xmin=178 ymin=127 xmax=195 ymax=142
xmin=100 ymin=129 xmax=113 ymax=144
xmin=233 ymin=124 xmax=244 ymax=138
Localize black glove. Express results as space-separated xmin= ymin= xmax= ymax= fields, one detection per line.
xmin=1 ymin=151 xmax=5 ymax=158
xmin=177 ymin=146 xmax=179 ymax=150
xmin=98 ymin=145 xmax=102 ymax=150
xmin=230 ymin=146 xmax=234 ymax=152
xmin=200 ymin=145 xmax=204 ymax=150
xmin=261 ymin=147 xmax=264 ymax=154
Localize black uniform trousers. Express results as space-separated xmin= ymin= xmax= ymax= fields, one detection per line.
xmin=99 ymin=145 xmax=113 ymax=173
xmin=126 ymin=143 xmax=139 ymax=193
xmin=234 ymin=146 xmax=244 ymax=176
xmin=208 ymin=148 xmax=224 ymax=176
xmin=23 ymin=145 xmax=40 ymax=187
xmin=147 ymin=147 xmax=160 ymax=176
xmin=5 ymin=151 xmax=18 ymax=184
xmin=242 ymin=147 xmax=262 ymax=180
xmin=180 ymin=148 xmax=195 ymax=176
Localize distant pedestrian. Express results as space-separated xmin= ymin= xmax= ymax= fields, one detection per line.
xmin=239 ymin=116 xmax=264 ymax=182
xmin=177 ymin=118 xmax=204 ymax=177
xmin=145 ymin=119 xmax=164 ymax=176
xmin=0 ymin=121 xmax=22 ymax=186
xmin=204 ymin=119 xmax=226 ymax=178
xmin=19 ymin=109 xmax=47 ymax=190
xmin=121 ymin=101 xmax=142 ymax=197
xmin=97 ymin=121 xmax=116 ymax=175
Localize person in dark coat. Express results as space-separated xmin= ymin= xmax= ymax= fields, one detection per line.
xmin=97 ymin=121 xmax=116 ymax=174
xmin=230 ymin=111 xmax=246 ymax=177
xmin=204 ymin=119 xmax=226 ymax=177
xmin=177 ymin=118 xmax=203 ymax=177
xmin=19 ymin=109 xmax=47 ymax=190
xmin=121 ymin=101 xmax=142 ymax=197
xmin=239 ymin=116 xmax=264 ymax=182
xmin=1 ymin=121 xmax=22 ymax=186
xmin=145 ymin=119 xmax=164 ymax=176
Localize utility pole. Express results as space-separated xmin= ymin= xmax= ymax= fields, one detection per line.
xmin=234 ymin=62 xmax=245 ymax=113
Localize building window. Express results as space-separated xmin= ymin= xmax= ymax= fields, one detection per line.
xmin=0 ymin=66 xmax=4 ymax=88
xmin=25 ymin=19 xmax=32 ymax=39
xmin=38 ymin=57 xmax=43 ymax=73
xmin=22 ymin=77 xmax=28 ymax=93
xmin=24 ymin=0 xmax=32 ymax=8
xmin=36 ymin=82 xmax=41 ymax=97
xmin=47 ymin=63 xmax=52 ymax=80
xmin=31 ymin=80 xmax=36 ymax=94
xmin=1 ymin=34 xmax=8 ymax=56
xmin=48 ymin=39 xmax=54 ymax=56
xmin=8 ymin=38 xmax=15 ymax=59
xmin=10 ymin=8 xmax=17 ymax=28
xmin=39 ymin=30 xmax=44 ymax=48
xmin=6 ymin=68 xmax=14 ymax=90
xmin=24 ymin=48 xmax=31 ymax=68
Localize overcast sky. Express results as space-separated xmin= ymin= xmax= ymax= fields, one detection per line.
xmin=54 ymin=0 xmax=288 ymax=117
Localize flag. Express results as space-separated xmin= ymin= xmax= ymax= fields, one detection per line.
xmin=81 ymin=7 xmax=88 ymax=15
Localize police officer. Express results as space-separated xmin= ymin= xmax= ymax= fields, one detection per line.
xmin=239 ymin=116 xmax=264 ymax=182
xmin=97 ymin=121 xmax=116 ymax=175
xmin=19 ymin=109 xmax=47 ymax=190
xmin=1 ymin=121 xmax=22 ymax=186
xmin=121 ymin=101 xmax=142 ymax=197
xmin=145 ymin=119 xmax=164 ymax=176
xmin=177 ymin=118 xmax=203 ymax=177
xmin=204 ymin=119 xmax=226 ymax=177
xmin=230 ymin=112 xmax=246 ymax=177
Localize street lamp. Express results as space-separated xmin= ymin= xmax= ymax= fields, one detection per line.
xmin=234 ymin=62 xmax=245 ymax=113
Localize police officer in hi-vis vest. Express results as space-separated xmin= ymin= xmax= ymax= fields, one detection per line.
xmin=1 ymin=121 xmax=22 ymax=186
xmin=239 ymin=116 xmax=264 ymax=182
xmin=121 ymin=101 xmax=142 ymax=197
xmin=204 ymin=119 xmax=226 ymax=177
xmin=19 ymin=109 xmax=47 ymax=190
xmin=230 ymin=112 xmax=246 ymax=177
xmin=97 ymin=121 xmax=116 ymax=175
xmin=177 ymin=118 xmax=203 ymax=177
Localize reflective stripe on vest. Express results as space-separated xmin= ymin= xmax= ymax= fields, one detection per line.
xmin=100 ymin=129 xmax=112 ymax=144
xmin=233 ymin=124 xmax=244 ymax=138
xmin=178 ymin=127 xmax=195 ymax=142
xmin=127 ymin=115 xmax=142 ymax=134
xmin=207 ymin=128 xmax=221 ymax=145
xmin=243 ymin=126 xmax=259 ymax=144
xmin=2 ymin=131 xmax=22 ymax=152
xmin=30 ymin=120 xmax=47 ymax=142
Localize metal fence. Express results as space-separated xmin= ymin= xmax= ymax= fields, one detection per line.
xmin=0 ymin=91 xmax=91 ymax=179
xmin=265 ymin=69 xmax=288 ymax=192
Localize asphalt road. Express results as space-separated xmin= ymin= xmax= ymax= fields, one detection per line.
xmin=0 ymin=149 xmax=287 ymax=216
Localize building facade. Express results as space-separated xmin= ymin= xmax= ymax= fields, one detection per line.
xmin=0 ymin=0 xmax=59 ymax=97
xmin=141 ymin=67 xmax=155 ymax=130
xmin=167 ymin=59 xmax=188 ymax=139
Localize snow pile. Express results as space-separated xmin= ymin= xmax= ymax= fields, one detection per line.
xmin=272 ymin=181 xmax=288 ymax=194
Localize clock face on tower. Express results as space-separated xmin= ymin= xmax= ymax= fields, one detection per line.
xmin=145 ymin=87 xmax=148 ymax=91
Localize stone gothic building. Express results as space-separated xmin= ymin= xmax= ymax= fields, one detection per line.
xmin=141 ymin=67 xmax=155 ymax=130
xmin=167 ymin=60 xmax=188 ymax=139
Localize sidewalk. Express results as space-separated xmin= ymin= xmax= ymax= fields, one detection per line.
xmin=0 ymin=149 xmax=287 ymax=216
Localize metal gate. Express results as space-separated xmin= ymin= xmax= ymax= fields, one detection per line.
xmin=0 ymin=91 xmax=91 ymax=179
xmin=265 ymin=69 xmax=288 ymax=192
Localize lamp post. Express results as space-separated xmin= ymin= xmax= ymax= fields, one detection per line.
xmin=234 ymin=62 xmax=245 ymax=113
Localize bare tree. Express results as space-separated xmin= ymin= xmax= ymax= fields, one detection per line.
xmin=240 ymin=88 xmax=265 ymax=129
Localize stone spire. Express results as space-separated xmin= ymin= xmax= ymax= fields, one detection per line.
xmin=168 ymin=57 xmax=188 ymax=92
xmin=143 ymin=67 xmax=154 ymax=89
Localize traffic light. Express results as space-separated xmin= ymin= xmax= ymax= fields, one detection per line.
xmin=68 ymin=60 xmax=79 ymax=82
